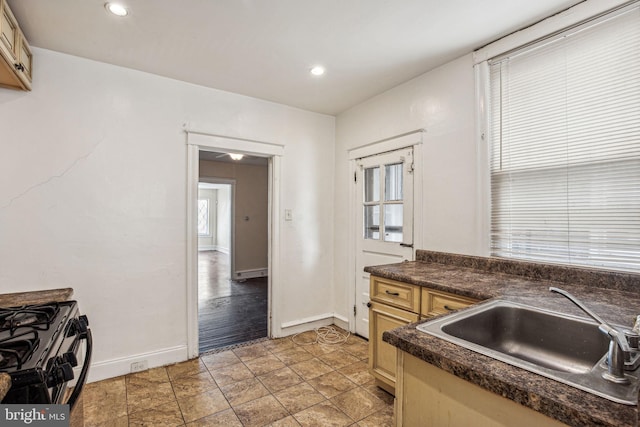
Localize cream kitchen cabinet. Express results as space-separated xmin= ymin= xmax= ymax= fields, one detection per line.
xmin=395 ymin=351 xmax=567 ymax=426
xmin=368 ymin=276 xmax=420 ymax=394
xmin=0 ymin=0 xmax=32 ymax=90
xmin=368 ymin=275 xmax=477 ymax=395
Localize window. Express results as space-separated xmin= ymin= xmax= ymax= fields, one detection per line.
xmin=488 ymin=4 xmax=640 ymax=272
xmin=363 ymin=162 xmax=405 ymax=242
xmin=197 ymin=199 xmax=210 ymax=236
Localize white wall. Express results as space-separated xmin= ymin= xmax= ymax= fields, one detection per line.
xmin=0 ymin=48 xmax=335 ymax=381
xmin=334 ymin=53 xmax=480 ymax=322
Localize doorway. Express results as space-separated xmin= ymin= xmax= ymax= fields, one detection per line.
xmin=197 ymin=151 xmax=269 ymax=352
xmin=354 ymin=147 xmax=416 ymax=339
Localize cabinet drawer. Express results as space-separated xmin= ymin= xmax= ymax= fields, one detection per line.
xmin=422 ymin=288 xmax=477 ymax=317
xmin=370 ymin=276 xmax=420 ymax=313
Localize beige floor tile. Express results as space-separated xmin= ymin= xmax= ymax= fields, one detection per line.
xmin=83 ymin=415 xmax=130 ymax=427
xmin=307 ymin=371 xmax=357 ymax=399
xmin=338 ymin=361 xmax=372 ymax=385
xmin=220 ymin=376 xmax=270 ymax=406
xmin=275 ymin=346 xmax=314 ymax=365
xmin=341 ymin=341 xmax=369 ymax=360
xmin=177 ymin=387 xmax=230 ymax=423
xmin=258 ymin=366 xmax=304 ymax=393
xmin=184 ymin=408 xmax=243 ymax=427
xmin=293 ymin=401 xmax=353 ymax=427
xmin=262 ymin=338 xmax=297 ymax=354
xmin=233 ymin=394 xmax=290 ymax=427
xmin=361 ymin=380 xmax=394 ymax=406
xmin=266 ymin=415 xmax=302 ymax=426
xmin=209 ymin=361 xmax=255 ymax=387
xmin=331 ymin=388 xmax=385 ymax=422
xmin=233 ymin=342 xmax=270 ymax=362
xmin=128 ymin=399 xmax=184 ymax=427
xmin=289 ymin=358 xmax=334 ymax=381
xmin=201 ymin=350 xmax=241 ymax=370
xmin=273 ymin=382 xmax=326 ymax=414
xmin=317 ymin=349 xmax=360 ymax=370
xmin=83 ymin=377 xmax=128 ymax=425
xmin=290 ymin=330 xmax=318 ymax=346
xmin=171 ymin=371 xmax=218 ymax=400
xmin=244 ymin=353 xmax=287 ymax=376
xmin=126 ymin=367 xmax=170 ymax=387
xmin=126 ymin=381 xmax=177 ymax=415
xmin=302 ymin=343 xmax=339 ymax=357
xmin=356 ymin=405 xmax=394 ymax=427
xmin=167 ymin=358 xmax=208 ymax=381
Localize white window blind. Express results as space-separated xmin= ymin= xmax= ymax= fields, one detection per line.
xmin=489 ymin=4 xmax=640 ymax=272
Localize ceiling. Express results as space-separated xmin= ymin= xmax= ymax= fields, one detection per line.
xmin=8 ymin=0 xmax=582 ymax=115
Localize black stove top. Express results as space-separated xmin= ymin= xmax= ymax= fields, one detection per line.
xmin=0 ymin=302 xmax=74 ymax=374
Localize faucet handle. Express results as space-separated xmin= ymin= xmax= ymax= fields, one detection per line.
xmin=623 ymin=329 xmax=639 ymax=351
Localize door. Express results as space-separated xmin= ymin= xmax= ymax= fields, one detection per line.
xmin=354 ymin=147 xmax=414 ymax=338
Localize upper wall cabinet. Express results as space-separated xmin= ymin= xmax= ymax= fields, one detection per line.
xmin=0 ymin=0 xmax=32 ymax=90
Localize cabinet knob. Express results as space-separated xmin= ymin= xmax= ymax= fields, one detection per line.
xmin=14 ymin=63 xmax=25 ymax=72
xmin=366 ymin=302 xmax=372 ymax=308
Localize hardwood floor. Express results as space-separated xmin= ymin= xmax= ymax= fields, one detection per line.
xmin=198 ymin=250 xmax=268 ymax=352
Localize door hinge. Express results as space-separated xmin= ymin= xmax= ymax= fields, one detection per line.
xmin=354 ymin=171 xmax=357 ymax=183
xmin=408 ymin=162 xmax=415 ymax=174
xmin=353 ymin=305 xmax=357 ymax=316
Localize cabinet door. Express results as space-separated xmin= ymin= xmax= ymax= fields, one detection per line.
xmin=0 ymin=1 xmax=18 ymax=62
xmin=15 ymin=32 xmax=31 ymax=88
xmin=369 ymin=301 xmax=419 ymax=394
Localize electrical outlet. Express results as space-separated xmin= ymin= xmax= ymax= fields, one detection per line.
xmin=130 ymin=360 xmax=148 ymax=373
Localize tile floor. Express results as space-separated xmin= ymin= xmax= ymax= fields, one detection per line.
xmin=83 ymin=329 xmax=394 ymax=426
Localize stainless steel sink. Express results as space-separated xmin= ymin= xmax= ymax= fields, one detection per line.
xmin=417 ymin=300 xmax=640 ymax=405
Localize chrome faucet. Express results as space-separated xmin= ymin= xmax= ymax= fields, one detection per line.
xmin=550 ymin=287 xmax=631 ymax=384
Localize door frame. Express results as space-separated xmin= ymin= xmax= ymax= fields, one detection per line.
xmin=346 ymin=130 xmax=424 ymax=334
xmin=186 ymin=130 xmax=284 ymax=358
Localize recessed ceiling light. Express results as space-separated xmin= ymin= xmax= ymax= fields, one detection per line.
xmin=310 ymin=66 xmax=326 ymax=76
xmin=229 ymin=153 xmax=244 ymax=161
xmin=105 ymin=3 xmax=128 ymax=16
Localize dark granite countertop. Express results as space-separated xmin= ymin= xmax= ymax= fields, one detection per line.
xmin=367 ymin=251 xmax=640 ymax=427
xmin=0 ymin=288 xmax=75 ymax=402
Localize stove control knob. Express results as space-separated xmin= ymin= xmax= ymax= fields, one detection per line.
xmin=47 ymin=362 xmax=74 ymax=387
xmin=62 ymin=351 xmax=78 ymax=367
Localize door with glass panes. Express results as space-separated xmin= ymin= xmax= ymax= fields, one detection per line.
xmin=354 ymin=148 xmax=414 ymax=338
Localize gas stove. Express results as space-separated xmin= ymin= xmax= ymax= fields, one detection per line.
xmin=0 ymin=301 xmax=92 ymax=409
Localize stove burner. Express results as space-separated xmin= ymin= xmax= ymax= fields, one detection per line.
xmin=0 ymin=330 xmax=39 ymax=370
xmin=0 ymin=304 xmax=60 ymax=335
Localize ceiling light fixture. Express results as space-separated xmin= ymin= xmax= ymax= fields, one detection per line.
xmin=310 ymin=66 xmax=326 ymax=76
xmin=229 ymin=153 xmax=244 ymax=161
xmin=105 ymin=2 xmax=128 ymax=16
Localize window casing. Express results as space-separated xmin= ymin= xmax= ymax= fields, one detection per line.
xmin=488 ymin=4 xmax=640 ymax=272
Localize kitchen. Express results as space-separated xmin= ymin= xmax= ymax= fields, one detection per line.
xmin=1 ymin=0 xmax=639 ymax=426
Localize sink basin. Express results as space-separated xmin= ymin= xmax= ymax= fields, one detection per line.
xmin=417 ymin=300 xmax=640 ymax=405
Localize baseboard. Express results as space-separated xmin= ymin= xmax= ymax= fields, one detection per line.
xmin=214 ymin=245 xmax=230 ymax=254
xmin=233 ymin=268 xmax=268 ymax=280
xmin=278 ymin=313 xmax=338 ymax=337
xmin=198 ymin=245 xmax=216 ymax=251
xmin=332 ymin=313 xmax=350 ymax=332
xmin=87 ymin=345 xmax=188 ymax=383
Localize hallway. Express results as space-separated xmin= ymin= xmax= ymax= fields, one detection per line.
xmin=199 ymin=251 xmax=268 ymax=352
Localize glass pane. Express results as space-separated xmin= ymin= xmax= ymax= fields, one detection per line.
xmin=197 ymin=199 xmax=209 ymax=235
xmin=385 ymin=163 xmax=403 ymax=201
xmin=384 ymin=204 xmax=403 ymax=242
xmin=364 ymin=205 xmax=380 ymax=239
xmin=364 ymin=167 xmax=380 ymax=202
